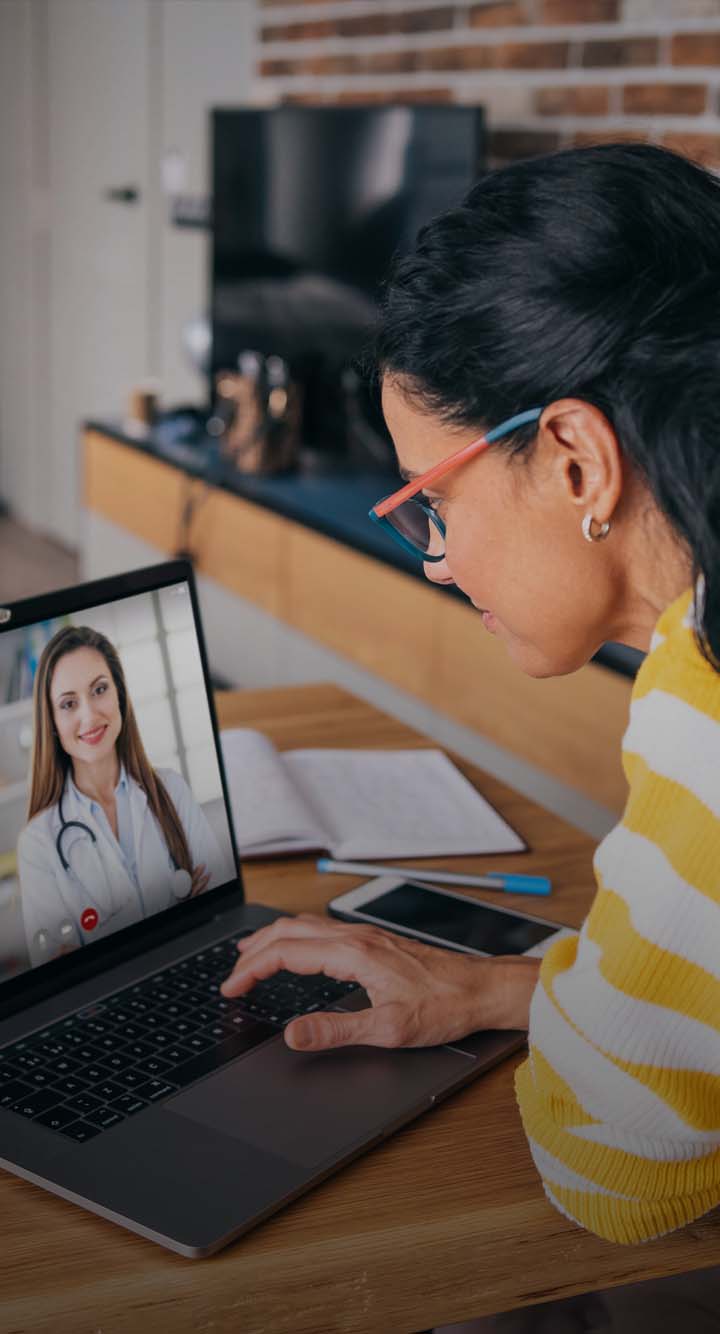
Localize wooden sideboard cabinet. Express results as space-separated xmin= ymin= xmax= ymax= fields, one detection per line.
xmin=83 ymin=427 xmax=633 ymax=813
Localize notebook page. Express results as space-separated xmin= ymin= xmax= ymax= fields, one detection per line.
xmin=282 ymin=748 xmax=526 ymax=860
xmin=219 ymin=729 xmax=325 ymax=857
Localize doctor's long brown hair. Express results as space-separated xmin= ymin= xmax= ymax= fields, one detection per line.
xmin=27 ymin=625 xmax=192 ymax=874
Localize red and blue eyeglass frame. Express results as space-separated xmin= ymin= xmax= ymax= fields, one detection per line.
xmin=369 ymin=407 xmax=544 ymax=562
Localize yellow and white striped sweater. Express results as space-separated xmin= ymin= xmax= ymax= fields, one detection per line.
xmin=514 ymin=583 xmax=720 ymax=1245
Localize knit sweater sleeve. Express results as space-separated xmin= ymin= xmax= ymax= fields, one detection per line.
xmin=514 ymin=586 xmax=720 ymax=1244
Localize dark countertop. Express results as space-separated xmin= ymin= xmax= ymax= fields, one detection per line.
xmin=86 ymin=417 xmax=643 ymax=680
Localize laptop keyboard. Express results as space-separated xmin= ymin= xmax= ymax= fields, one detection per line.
xmin=0 ymin=932 xmax=359 ymax=1144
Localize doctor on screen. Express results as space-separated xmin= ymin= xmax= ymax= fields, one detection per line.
xmin=18 ymin=624 xmax=225 ymax=967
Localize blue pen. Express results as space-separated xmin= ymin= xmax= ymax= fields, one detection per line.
xmin=316 ymin=858 xmax=551 ymax=896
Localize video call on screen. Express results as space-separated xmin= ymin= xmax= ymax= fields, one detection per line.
xmin=0 ymin=583 xmax=236 ymax=984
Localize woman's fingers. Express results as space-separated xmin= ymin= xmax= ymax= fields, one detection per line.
xmin=220 ymin=933 xmax=411 ymax=1051
xmin=284 ymin=1002 xmax=405 ymax=1052
xmin=235 ymin=912 xmax=335 ymax=949
xmin=221 ymin=935 xmax=368 ymax=998
xmin=218 ymin=914 xmax=494 ymax=1053
xmin=234 ymin=912 xmax=375 ymax=962
xmin=217 ymin=917 xmax=506 ymax=1051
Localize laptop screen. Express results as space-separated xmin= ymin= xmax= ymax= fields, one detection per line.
xmin=0 ymin=577 xmax=237 ymax=986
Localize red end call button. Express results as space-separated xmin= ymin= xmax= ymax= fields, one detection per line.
xmin=81 ymin=908 xmax=99 ymax=932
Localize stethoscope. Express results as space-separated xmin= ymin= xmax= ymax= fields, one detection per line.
xmin=55 ymin=774 xmax=194 ymax=905
xmin=56 ymin=783 xmax=98 ymax=873
xmin=32 ymin=786 xmax=121 ymax=958
xmin=32 ymin=774 xmax=194 ymax=961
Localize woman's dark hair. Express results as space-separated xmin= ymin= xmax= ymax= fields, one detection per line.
xmin=372 ymin=142 xmax=720 ymax=671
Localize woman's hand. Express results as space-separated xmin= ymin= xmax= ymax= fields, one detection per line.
xmin=220 ymin=912 xmax=540 ymax=1051
xmin=190 ymin=864 xmax=210 ymax=897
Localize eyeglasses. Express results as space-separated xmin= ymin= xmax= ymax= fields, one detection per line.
xmin=369 ymin=407 xmax=543 ymax=562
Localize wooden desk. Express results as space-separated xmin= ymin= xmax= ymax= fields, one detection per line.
xmin=1 ymin=685 xmax=717 ymax=1334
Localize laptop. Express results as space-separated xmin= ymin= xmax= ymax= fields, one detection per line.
xmin=0 ymin=560 xmax=526 ymax=1257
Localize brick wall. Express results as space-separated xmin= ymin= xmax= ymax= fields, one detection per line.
xmin=255 ymin=0 xmax=720 ymax=168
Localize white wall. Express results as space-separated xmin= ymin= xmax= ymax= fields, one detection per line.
xmin=0 ymin=0 xmax=260 ymax=544
xmin=47 ymin=0 xmax=153 ymax=546
xmin=157 ymin=0 xmax=259 ymax=404
xmin=0 ymin=0 xmax=49 ymax=533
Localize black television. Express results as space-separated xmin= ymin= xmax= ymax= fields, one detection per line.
xmin=211 ymin=104 xmax=484 ymax=458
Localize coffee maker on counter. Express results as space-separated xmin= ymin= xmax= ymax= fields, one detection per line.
xmin=208 ymin=350 xmax=302 ymax=475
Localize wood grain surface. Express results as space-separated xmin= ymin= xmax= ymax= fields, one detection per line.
xmin=2 ymin=684 xmax=717 ymax=1334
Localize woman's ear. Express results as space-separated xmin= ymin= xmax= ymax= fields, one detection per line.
xmin=539 ymin=398 xmax=623 ymax=522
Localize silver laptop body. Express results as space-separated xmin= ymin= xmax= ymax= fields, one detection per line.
xmin=0 ymin=561 xmax=525 ymax=1257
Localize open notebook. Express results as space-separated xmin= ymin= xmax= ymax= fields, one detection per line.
xmin=219 ymin=728 xmax=527 ymax=861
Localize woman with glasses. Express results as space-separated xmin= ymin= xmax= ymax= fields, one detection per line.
xmin=221 ymin=143 xmax=720 ymax=1326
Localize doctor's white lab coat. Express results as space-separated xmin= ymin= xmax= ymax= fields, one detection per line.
xmin=17 ymin=768 xmax=229 ymax=967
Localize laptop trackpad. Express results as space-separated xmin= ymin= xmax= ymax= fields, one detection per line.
xmin=167 ymin=1035 xmax=473 ymax=1168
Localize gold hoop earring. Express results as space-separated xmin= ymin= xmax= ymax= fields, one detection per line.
xmin=582 ymin=514 xmax=611 ymax=543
